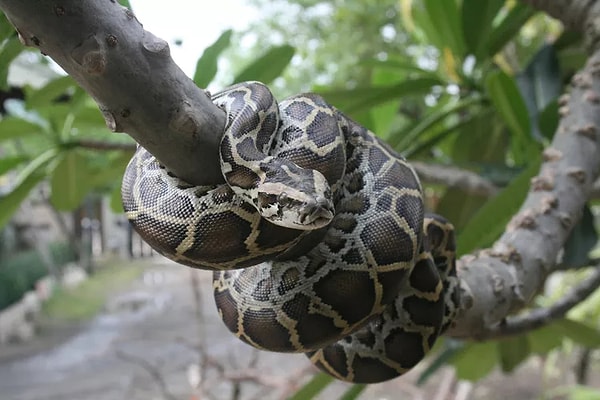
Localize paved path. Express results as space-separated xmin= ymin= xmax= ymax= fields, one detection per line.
xmin=0 ymin=258 xmax=362 ymax=400
xmin=0 ymin=257 xmax=548 ymax=400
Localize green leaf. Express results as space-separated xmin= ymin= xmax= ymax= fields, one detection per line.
xmin=50 ymin=151 xmax=93 ymax=210
xmin=0 ymin=11 xmax=15 ymax=41
xmin=361 ymin=58 xmax=432 ymax=72
xmin=487 ymin=3 xmax=537 ymax=56
xmin=0 ymin=117 xmax=45 ymax=142
xmin=485 ymin=70 xmax=534 ymax=164
xmin=422 ymin=0 xmax=465 ymax=57
xmin=0 ymin=148 xmax=58 ymax=229
xmin=193 ymin=30 xmax=232 ymax=88
xmin=437 ymin=187 xmax=487 ymax=233
xmin=287 ymin=373 xmax=334 ymax=400
xmin=451 ymin=109 xmax=507 ymax=164
xmin=3 ymin=100 xmax=51 ymax=131
xmin=552 ymin=319 xmax=600 ymax=348
xmin=0 ymin=172 xmax=44 ymax=229
xmin=452 ymin=341 xmax=498 ymax=381
xmin=497 ymin=335 xmax=530 ymax=372
xmin=319 ymin=77 xmax=442 ymax=115
xmin=87 ymin=151 xmax=133 ymax=189
xmin=26 ymin=76 xmax=76 ymax=109
xmin=418 ymin=339 xmax=465 ymax=384
xmin=406 ymin=115 xmax=478 ymax=158
xmin=0 ymin=155 xmax=28 ymax=176
xmin=538 ymin=99 xmax=559 ymax=140
xmin=233 ymin=45 xmax=295 ymax=85
xmin=391 ymin=96 xmax=480 ymax=151
xmin=528 ymin=325 xmax=565 ymax=355
xmin=457 ymin=156 xmax=541 ymax=255
xmin=0 ymin=36 xmax=24 ymax=90
xmin=461 ymin=0 xmax=505 ymax=58
xmin=516 ymin=45 xmax=561 ymax=140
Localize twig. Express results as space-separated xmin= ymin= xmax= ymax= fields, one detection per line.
xmin=476 ymin=266 xmax=600 ymax=339
xmin=411 ymin=161 xmax=498 ymax=198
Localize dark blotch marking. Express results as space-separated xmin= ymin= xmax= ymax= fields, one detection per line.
xmin=187 ymin=211 xmax=253 ymax=264
xmin=254 ymin=217 xmax=303 ymax=249
xmin=131 ymin=214 xmax=188 ymax=256
xmin=284 ymin=98 xmax=315 ymax=121
xmin=331 ymin=215 xmax=357 ymax=233
xmin=223 ymin=164 xmax=259 ymax=190
xmin=277 ymin=268 xmax=300 ymax=295
xmin=409 ymin=255 xmax=441 ymax=294
xmin=360 ymin=216 xmax=415 ymax=266
xmin=378 ymin=268 xmax=409 ymax=306
xmin=302 ymin=257 xmax=327 ymax=279
xmin=309 ymin=347 xmax=349 ymax=379
xmin=374 ymin=159 xmax=420 ymax=191
xmin=213 ymin=284 xmax=240 ymax=336
xmin=284 ymin=293 xmax=343 ymax=349
xmin=252 ymin=278 xmax=274 ymax=301
xmin=314 ymin=269 xmax=375 ymax=325
xmin=383 ymin=328 xmax=427 ymax=368
xmin=366 ymin=146 xmax=389 ymax=176
xmin=341 ymin=247 xmax=364 ymax=265
xmin=350 ymin=354 xmax=400 ymax=384
xmin=242 ymin=308 xmax=294 ymax=352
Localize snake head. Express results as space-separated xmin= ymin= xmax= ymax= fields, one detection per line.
xmin=257 ymin=169 xmax=334 ymax=230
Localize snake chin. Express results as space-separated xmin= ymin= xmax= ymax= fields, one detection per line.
xmin=260 ymin=195 xmax=334 ymax=230
xmin=256 ymin=180 xmax=334 ymax=230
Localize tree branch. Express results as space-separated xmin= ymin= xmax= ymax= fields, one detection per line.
xmin=476 ymin=265 xmax=600 ymax=339
xmin=0 ymin=0 xmax=225 ymax=185
xmin=448 ymin=0 xmax=600 ymax=337
xmin=411 ymin=161 xmax=498 ymax=198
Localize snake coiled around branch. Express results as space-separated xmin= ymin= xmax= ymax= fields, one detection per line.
xmin=121 ymin=81 xmax=460 ymax=383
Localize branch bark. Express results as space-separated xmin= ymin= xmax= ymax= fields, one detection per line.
xmin=0 ymin=0 xmax=225 ymax=185
xmin=448 ymin=0 xmax=600 ymax=337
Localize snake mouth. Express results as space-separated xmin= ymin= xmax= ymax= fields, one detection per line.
xmin=300 ymin=199 xmax=335 ymax=229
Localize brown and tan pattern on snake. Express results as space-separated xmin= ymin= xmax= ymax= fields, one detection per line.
xmin=121 ymin=81 xmax=459 ymax=383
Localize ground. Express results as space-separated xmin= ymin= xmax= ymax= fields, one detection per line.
xmin=0 ymin=256 xmax=594 ymax=400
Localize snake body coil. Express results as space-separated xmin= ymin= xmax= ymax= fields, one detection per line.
xmin=122 ymin=82 xmax=459 ymax=383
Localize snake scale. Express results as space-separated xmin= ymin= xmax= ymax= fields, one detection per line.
xmin=121 ymin=81 xmax=460 ymax=383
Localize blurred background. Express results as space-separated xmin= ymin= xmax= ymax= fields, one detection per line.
xmin=0 ymin=1 xmax=599 ymax=399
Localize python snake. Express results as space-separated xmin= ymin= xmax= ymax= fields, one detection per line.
xmin=121 ymin=81 xmax=460 ymax=383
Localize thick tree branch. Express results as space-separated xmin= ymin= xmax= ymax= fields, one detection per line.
xmin=0 ymin=0 xmax=225 ymax=185
xmin=476 ymin=266 xmax=600 ymax=339
xmin=448 ymin=0 xmax=600 ymax=336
